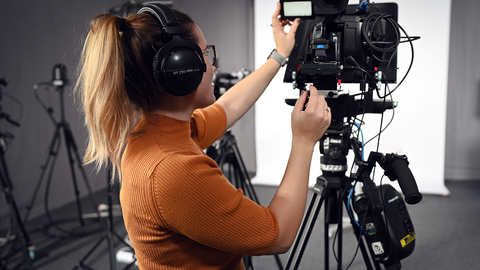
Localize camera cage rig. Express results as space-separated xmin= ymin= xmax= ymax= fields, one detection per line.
xmin=283 ymin=0 xmax=403 ymax=121
xmin=280 ymin=0 xmax=422 ymax=269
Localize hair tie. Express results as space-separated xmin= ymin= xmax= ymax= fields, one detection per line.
xmin=120 ymin=18 xmax=127 ymax=32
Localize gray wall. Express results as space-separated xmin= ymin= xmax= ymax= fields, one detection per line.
xmin=175 ymin=0 xmax=257 ymax=176
xmin=0 ymin=0 xmax=255 ymax=221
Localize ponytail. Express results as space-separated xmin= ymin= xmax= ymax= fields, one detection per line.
xmin=75 ymin=14 xmax=133 ymax=182
xmin=75 ymin=10 xmax=197 ymax=182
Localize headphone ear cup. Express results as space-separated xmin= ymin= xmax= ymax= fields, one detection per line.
xmin=138 ymin=4 xmax=207 ymax=96
xmin=158 ymin=47 xmax=206 ymax=96
xmin=154 ymin=36 xmax=207 ymax=96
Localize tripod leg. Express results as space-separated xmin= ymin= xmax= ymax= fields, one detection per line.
xmin=324 ymin=191 xmax=331 ymax=269
xmin=107 ymin=172 xmax=117 ymax=270
xmin=72 ymin=233 xmax=106 ymax=270
xmin=108 ymin=233 xmax=117 ymax=270
xmin=0 ymin=147 xmax=34 ymax=268
xmin=63 ymin=126 xmax=88 ymax=226
xmin=73 ymin=166 xmax=135 ymax=270
xmin=230 ymin=140 xmax=260 ymax=203
xmin=23 ymin=127 xmax=61 ymax=224
xmin=5 ymin=200 xmax=35 ymax=269
xmin=65 ymin=124 xmax=110 ymax=231
xmin=337 ymin=189 xmax=344 ymax=270
xmin=283 ymin=191 xmax=325 ymax=270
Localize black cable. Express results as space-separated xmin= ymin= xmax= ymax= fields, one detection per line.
xmin=359 ymin=3 xmax=420 ymax=100
xmin=343 ymin=56 xmax=373 ymax=148
xmin=361 ymin=13 xmax=400 ymax=55
xmin=333 ymin=189 xmax=373 ymax=270
xmin=334 ymin=4 xmax=416 ymax=269
xmin=364 ymin=82 xmax=396 ymax=147
xmin=360 ymin=9 xmax=401 ymax=96
xmin=345 ymin=56 xmax=380 ymax=92
xmin=330 ymin=113 xmax=368 ymax=269
xmin=349 ymin=50 xmax=395 ymax=270
xmin=345 ymin=197 xmax=373 ymax=270
xmin=377 ymin=18 xmax=417 ymax=99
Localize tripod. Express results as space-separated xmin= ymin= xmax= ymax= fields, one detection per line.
xmin=0 ymin=132 xmax=34 ymax=270
xmin=283 ymin=122 xmax=415 ymax=270
xmin=24 ymin=82 xmax=99 ymax=236
xmin=283 ymin=122 xmax=379 ymax=270
xmin=206 ymin=129 xmax=283 ymax=270
xmin=73 ymin=165 xmax=136 ymax=270
xmin=283 ymin=173 xmax=376 ymax=270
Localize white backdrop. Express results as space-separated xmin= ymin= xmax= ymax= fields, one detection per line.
xmin=252 ymin=0 xmax=451 ymax=195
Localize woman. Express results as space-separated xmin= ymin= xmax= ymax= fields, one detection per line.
xmin=76 ymin=2 xmax=331 ymax=269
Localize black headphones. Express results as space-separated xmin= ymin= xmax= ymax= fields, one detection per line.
xmin=137 ymin=4 xmax=206 ymax=96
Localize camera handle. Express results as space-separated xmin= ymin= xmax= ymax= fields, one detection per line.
xmin=355 ymin=152 xmax=422 ymax=205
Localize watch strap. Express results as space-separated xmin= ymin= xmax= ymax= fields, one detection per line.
xmin=268 ymin=49 xmax=287 ymax=67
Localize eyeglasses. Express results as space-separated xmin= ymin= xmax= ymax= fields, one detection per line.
xmin=204 ymin=45 xmax=216 ymax=66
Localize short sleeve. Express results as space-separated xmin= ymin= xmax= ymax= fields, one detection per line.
xmin=191 ymin=103 xmax=227 ymax=149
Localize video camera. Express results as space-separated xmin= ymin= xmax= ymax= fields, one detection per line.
xmin=278 ymin=1 xmax=423 ymax=269
xmin=281 ymin=0 xmax=403 ymax=124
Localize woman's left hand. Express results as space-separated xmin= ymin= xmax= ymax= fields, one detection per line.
xmin=271 ymin=2 xmax=301 ymax=58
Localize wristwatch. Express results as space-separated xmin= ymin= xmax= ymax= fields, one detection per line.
xmin=268 ymin=49 xmax=288 ymax=67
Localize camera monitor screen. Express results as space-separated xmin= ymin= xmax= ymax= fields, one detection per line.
xmin=281 ymin=1 xmax=314 ymax=20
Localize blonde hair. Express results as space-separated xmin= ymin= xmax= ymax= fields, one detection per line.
xmin=75 ymin=11 xmax=197 ymax=182
xmin=75 ymin=15 xmax=134 ymax=182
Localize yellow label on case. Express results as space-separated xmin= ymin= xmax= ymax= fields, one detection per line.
xmin=400 ymin=232 xmax=416 ymax=248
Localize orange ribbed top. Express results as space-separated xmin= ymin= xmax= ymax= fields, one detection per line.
xmin=120 ymin=103 xmax=279 ymax=269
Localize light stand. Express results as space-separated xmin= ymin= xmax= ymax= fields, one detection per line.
xmin=72 ymin=164 xmax=136 ymax=270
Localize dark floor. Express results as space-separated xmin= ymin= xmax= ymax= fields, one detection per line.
xmin=2 ymin=180 xmax=480 ymax=270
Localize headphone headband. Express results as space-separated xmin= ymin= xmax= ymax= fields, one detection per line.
xmin=137 ymin=5 xmax=184 ymax=35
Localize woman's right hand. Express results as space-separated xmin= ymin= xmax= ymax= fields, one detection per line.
xmin=291 ymin=85 xmax=331 ymax=147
